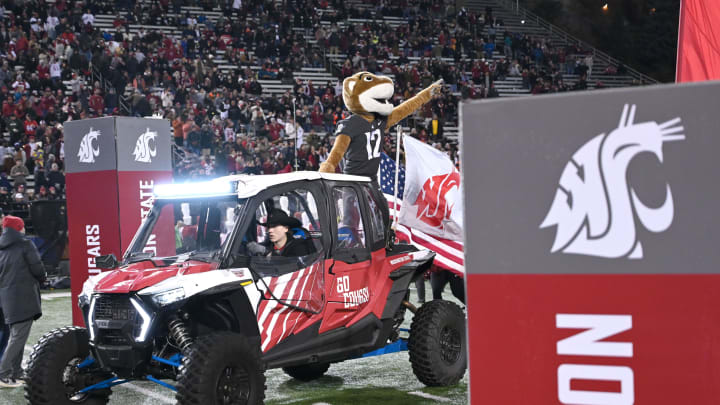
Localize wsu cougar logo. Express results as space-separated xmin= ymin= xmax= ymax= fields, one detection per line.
xmin=415 ymin=171 xmax=460 ymax=228
xmin=132 ymin=128 xmax=157 ymax=163
xmin=540 ymin=104 xmax=685 ymax=259
xmin=77 ymin=127 xmax=101 ymax=163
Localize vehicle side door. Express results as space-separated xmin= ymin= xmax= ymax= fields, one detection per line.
xmin=226 ymin=182 xmax=330 ymax=351
xmin=319 ymin=181 xmax=374 ymax=333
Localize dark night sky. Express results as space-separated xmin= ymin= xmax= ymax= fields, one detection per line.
xmin=524 ymin=0 xmax=681 ymax=82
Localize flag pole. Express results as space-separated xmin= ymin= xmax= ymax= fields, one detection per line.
xmin=393 ymin=126 xmax=402 ymax=229
xmin=293 ymin=97 xmax=298 ymax=170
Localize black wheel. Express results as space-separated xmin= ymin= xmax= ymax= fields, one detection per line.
xmin=408 ymin=300 xmax=467 ymax=386
xmin=176 ymin=332 xmax=266 ymax=405
xmin=282 ymin=363 xmax=331 ymax=381
xmin=25 ymin=327 xmax=112 ymax=405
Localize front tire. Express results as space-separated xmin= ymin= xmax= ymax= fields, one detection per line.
xmin=408 ymin=300 xmax=467 ymax=386
xmin=25 ymin=327 xmax=112 ymax=405
xmin=282 ymin=363 xmax=330 ymax=381
xmin=176 ymin=332 xmax=266 ymax=405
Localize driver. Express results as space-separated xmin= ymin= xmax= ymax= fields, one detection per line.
xmin=247 ymin=209 xmax=313 ymax=257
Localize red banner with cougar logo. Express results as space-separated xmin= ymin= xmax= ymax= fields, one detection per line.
xmin=462 ymin=83 xmax=720 ymax=404
xmin=64 ymin=118 xmax=173 ymax=326
xmin=677 ymin=0 xmax=720 ymax=82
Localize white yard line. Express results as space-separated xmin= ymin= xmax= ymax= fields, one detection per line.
xmin=41 ymin=292 xmax=72 ymax=300
xmin=408 ymin=391 xmax=453 ymax=403
xmin=120 ymin=383 xmax=175 ymax=404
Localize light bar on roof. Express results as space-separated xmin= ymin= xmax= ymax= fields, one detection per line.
xmin=153 ymin=181 xmax=235 ymax=198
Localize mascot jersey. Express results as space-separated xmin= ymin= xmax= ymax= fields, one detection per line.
xmin=334 ymin=114 xmax=387 ymax=180
xmin=319 ymin=71 xmax=442 ymax=182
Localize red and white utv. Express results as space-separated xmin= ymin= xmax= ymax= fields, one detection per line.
xmin=24 ymin=172 xmax=466 ymax=405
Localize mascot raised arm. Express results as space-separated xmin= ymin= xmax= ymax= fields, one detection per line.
xmin=319 ymin=72 xmax=442 ymax=179
xmin=320 ymin=72 xmax=442 ymax=247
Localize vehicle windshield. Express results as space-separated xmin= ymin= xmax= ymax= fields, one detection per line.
xmin=125 ymin=196 xmax=244 ymax=264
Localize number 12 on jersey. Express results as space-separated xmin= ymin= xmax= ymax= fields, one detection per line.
xmin=365 ymin=129 xmax=382 ymax=160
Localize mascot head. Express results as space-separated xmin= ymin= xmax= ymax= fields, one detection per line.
xmin=343 ymin=72 xmax=394 ymax=116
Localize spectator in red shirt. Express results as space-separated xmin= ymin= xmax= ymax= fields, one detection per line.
xmin=13 ymin=103 xmax=25 ymax=121
xmin=310 ymin=106 xmax=323 ymax=132
xmin=41 ymin=90 xmax=56 ymax=112
xmin=36 ymin=62 xmax=50 ymax=84
xmin=112 ymin=14 xmax=126 ymax=28
xmin=2 ymin=99 xmax=14 ymax=118
xmin=14 ymin=35 xmax=28 ymax=54
xmin=164 ymin=45 xmax=179 ymax=61
xmin=267 ymin=118 xmax=282 ymax=142
xmin=24 ymin=117 xmax=38 ymax=137
xmin=226 ymin=150 xmax=240 ymax=173
xmin=276 ymin=158 xmax=292 ymax=173
xmin=88 ymin=89 xmax=104 ymax=116
xmin=22 ymin=142 xmax=32 ymax=165
xmin=261 ymin=157 xmax=274 ymax=174
xmin=307 ymin=146 xmax=319 ymax=170
xmin=55 ymin=0 xmax=67 ymax=12
xmin=321 ymin=88 xmax=333 ymax=104
xmin=60 ymin=29 xmax=75 ymax=43
xmin=218 ymin=34 xmax=232 ymax=50
xmin=31 ymin=99 xmax=44 ymax=119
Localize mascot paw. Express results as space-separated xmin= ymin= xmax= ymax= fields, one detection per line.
xmin=319 ymin=161 xmax=334 ymax=173
xmin=429 ymin=79 xmax=445 ymax=97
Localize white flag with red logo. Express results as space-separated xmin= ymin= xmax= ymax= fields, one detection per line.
xmin=398 ymin=135 xmax=463 ymax=241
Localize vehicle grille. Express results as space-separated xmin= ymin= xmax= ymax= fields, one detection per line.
xmin=94 ymin=296 xmax=137 ymax=321
xmin=92 ymin=295 xmax=145 ymax=345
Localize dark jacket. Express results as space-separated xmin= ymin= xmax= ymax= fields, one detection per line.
xmin=47 ymin=170 xmax=65 ymax=191
xmin=269 ymin=233 xmax=315 ymax=258
xmin=0 ymin=228 xmax=45 ymax=324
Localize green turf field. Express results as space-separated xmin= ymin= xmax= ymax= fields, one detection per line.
xmin=0 ymin=284 xmax=468 ymax=405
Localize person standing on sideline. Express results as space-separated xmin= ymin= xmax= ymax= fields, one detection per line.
xmin=0 ymin=208 xmax=7 ymax=363
xmin=0 ymin=307 xmax=7 ymax=367
xmin=0 ymin=216 xmax=45 ymax=388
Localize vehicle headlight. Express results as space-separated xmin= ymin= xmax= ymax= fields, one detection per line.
xmin=88 ymin=296 xmax=97 ymax=341
xmin=131 ymin=297 xmax=152 ymax=342
xmin=151 ymin=287 xmax=186 ymax=307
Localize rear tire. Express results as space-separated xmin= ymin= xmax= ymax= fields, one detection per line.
xmin=176 ymin=332 xmax=266 ymax=405
xmin=24 ymin=327 xmax=112 ymax=405
xmin=282 ymin=363 xmax=331 ymax=381
xmin=408 ymin=300 xmax=467 ymax=386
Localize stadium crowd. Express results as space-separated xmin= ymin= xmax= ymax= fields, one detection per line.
xmin=323 ymin=5 xmax=609 ymax=97
xmin=0 ymin=0 xmax=624 ymax=211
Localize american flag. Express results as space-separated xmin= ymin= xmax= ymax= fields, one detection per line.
xmin=380 ymin=152 xmax=406 ymax=198
xmin=380 ymin=153 xmax=465 ymax=275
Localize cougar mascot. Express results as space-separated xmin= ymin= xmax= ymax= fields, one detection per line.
xmin=320 ymin=72 xmax=443 ymax=245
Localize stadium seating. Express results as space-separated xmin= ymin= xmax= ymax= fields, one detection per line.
xmin=0 ymin=0 xmax=657 ymax=232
